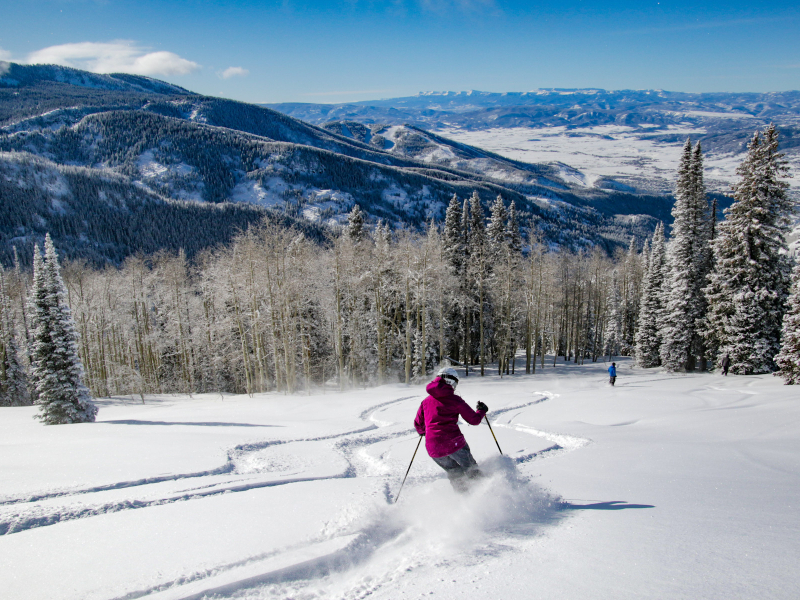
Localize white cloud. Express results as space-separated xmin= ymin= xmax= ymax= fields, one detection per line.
xmin=0 ymin=47 xmax=12 ymax=61
xmin=220 ymin=66 xmax=249 ymax=79
xmin=26 ymin=41 xmax=199 ymax=76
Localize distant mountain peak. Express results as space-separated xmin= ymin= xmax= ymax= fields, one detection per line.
xmin=0 ymin=62 xmax=191 ymax=96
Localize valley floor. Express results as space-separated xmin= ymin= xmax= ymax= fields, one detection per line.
xmin=1 ymin=357 xmax=799 ymax=599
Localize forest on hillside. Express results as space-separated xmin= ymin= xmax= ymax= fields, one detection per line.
xmin=1 ymin=123 xmax=797 ymax=412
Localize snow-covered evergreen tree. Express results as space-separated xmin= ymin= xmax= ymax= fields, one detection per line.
xmin=635 ymin=223 xmax=667 ymax=367
xmin=469 ymin=192 xmax=490 ymax=374
xmin=506 ymin=200 xmax=522 ymax=253
xmin=487 ymin=194 xmax=507 ymax=262
xmin=775 ymin=259 xmax=800 ymax=384
xmin=346 ymin=204 xmax=365 ymax=243
xmin=620 ymin=238 xmax=641 ymax=354
xmin=442 ymin=193 xmax=463 ymax=275
xmin=660 ymin=139 xmax=711 ymax=371
xmin=0 ymin=265 xmax=29 ymax=406
xmin=703 ymin=125 xmax=794 ymax=374
xmin=29 ymin=235 xmax=97 ymax=424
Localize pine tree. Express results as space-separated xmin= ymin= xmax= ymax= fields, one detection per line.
xmin=506 ymin=200 xmax=522 ymax=254
xmin=29 ymin=235 xmax=97 ymax=424
xmin=346 ymin=204 xmax=365 ymax=243
xmin=704 ymin=126 xmax=794 ymax=374
xmin=660 ymin=139 xmax=711 ymax=371
xmin=0 ymin=265 xmax=29 ymax=406
xmin=635 ymin=223 xmax=667 ymax=367
xmin=775 ymin=259 xmax=800 ymax=384
xmin=620 ymin=238 xmax=641 ymax=354
xmin=487 ymin=194 xmax=507 ymax=262
xmin=442 ymin=194 xmax=463 ymax=275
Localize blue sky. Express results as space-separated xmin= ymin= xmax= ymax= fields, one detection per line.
xmin=1 ymin=0 xmax=798 ymax=103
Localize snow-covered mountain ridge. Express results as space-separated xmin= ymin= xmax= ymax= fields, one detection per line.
xmin=0 ymin=63 xmax=678 ymax=265
xmin=269 ymin=88 xmax=800 ymax=201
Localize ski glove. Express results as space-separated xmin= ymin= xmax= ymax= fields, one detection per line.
xmin=476 ymin=401 xmax=488 ymax=413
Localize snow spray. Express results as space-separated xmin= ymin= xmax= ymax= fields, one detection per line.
xmin=247 ymin=457 xmax=562 ymax=599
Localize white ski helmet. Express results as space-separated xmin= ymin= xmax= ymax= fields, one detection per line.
xmin=437 ymin=366 xmax=459 ymax=388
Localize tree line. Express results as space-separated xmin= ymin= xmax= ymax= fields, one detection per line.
xmin=0 ymin=194 xmax=647 ymax=404
xmin=1 ymin=124 xmax=797 ymax=411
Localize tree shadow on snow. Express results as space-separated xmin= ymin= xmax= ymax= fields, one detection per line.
xmin=102 ymin=419 xmax=282 ymax=427
xmin=559 ymin=500 xmax=655 ymax=510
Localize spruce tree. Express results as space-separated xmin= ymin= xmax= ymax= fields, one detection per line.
xmin=0 ymin=265 xmax=29 ymax=406
xmin=620 ymin=238 xmax=641 ymax=354
xmin=487 ymin=194 xmax=507 ymax=262
xmin=704 ymin=126 xmax=793 ymax=374
xmin=346 ymin=204 xmax=365 ymax=243
xmin=775 ymin=259 xmax=800 ymax=384
xmin=660 ymin=139 xmax=711 ymax=371
xmin=443 ymin=193 xmax=463 ymax=275
xmin=29 ymin=235 xmax=97 ymax=424
xmin=635 ymin=223 xmax=667 ymax=367
xmin=506 ymin=200 xmax=522 ymax=253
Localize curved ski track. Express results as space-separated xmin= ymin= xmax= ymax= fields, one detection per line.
xmin=2 ymin=390 xmax=589 ymax=600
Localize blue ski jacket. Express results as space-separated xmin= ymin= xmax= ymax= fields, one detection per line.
xmin=608 ymin=365 xmax=617 ymax=377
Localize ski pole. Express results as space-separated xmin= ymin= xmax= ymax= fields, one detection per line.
xmin=485 ymin=416 xmax=503 ymax=455
xmin=394 ymin=435 xmax=423 ymax=504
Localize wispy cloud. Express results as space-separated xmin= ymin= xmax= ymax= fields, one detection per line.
xmin=220 ymin=66 xmax=249 ymax=79
xmin=0 ymin=47 xmax=11 ymax=61
xmin=26 ymin=41 xmax=199 ymax=76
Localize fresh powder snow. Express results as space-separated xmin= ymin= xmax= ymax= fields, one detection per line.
xmin=1 ymin=358 xmax=799 ymax=599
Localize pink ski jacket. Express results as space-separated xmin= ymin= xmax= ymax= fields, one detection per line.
xmin=414 ymin=376 xmax=486 ymax=458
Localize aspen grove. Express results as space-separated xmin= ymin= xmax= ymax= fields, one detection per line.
xmin=0 ymin=203 xmax=646 ymax=400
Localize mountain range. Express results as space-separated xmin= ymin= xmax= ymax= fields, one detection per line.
xmin=1 ymin=64 xmax=742 ymax=266
xmin=269 ymin=89 xmax=800 ymax=197
xmin=268 ymin=89 xmax=800 ymax=152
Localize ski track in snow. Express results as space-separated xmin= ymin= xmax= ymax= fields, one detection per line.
xmin=1 ymin=389 xmax=584 ymax=600
xmin=0 ymin=396 xmax=422 ymax=534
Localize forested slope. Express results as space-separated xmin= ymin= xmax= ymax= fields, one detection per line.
xmin=1 ymin=63 xmax=669 ymax=264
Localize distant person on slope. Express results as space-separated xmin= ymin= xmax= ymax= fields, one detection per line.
xmin=608 ymin=362 xmax=617 ymax=386
xmin=414 ymin=367 xmax=487 ymax=492
xmin=721 ymin=353 xmax=731 ymax=376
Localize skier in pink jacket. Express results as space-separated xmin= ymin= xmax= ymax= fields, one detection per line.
xmin=414 ymin=367 xmax=488 ymax=492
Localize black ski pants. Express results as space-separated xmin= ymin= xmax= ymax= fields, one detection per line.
xmin=432 ymin=443 xmax=482 ymax=493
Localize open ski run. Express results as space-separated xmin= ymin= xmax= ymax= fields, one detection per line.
xmin=2 ymin=357 xmax=799 ymax=600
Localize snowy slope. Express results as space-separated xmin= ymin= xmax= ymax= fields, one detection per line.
xmin=437 ymin=125 xmax=800 ymax=199
xmin=2 ymin=359 xmax=799 ymax=599
xmin=322 ymin=121 xmax=567 ymax=189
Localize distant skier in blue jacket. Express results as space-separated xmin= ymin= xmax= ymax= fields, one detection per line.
xmin=608 ymin=363 xmax=617 ymax=386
